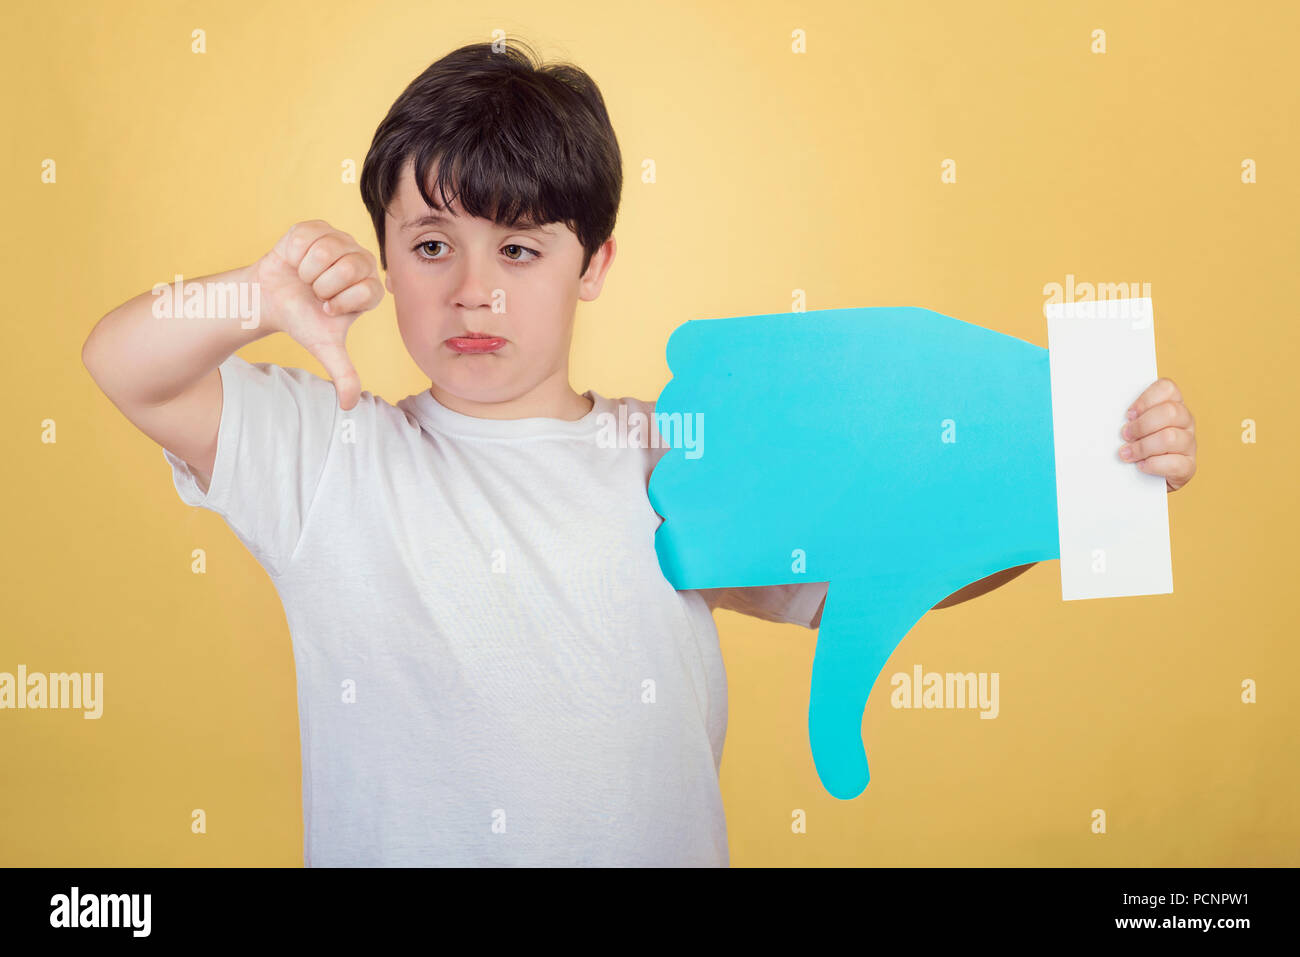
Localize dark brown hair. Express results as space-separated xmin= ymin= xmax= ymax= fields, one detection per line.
xmin=360 ymin=39 xmax=622 ymax=275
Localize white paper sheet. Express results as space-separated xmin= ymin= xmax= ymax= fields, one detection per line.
xmin=1046 ymin=297 xmax=1173 ymax=600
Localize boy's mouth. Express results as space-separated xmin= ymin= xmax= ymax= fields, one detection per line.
xmin=445 ymin=332 xmax=506 ymax=354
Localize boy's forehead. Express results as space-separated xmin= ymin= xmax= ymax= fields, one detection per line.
xmin=385 ymin=160 xmax=568 ymax=239
xmin=388 ymin=161 xmax=462 ymax=221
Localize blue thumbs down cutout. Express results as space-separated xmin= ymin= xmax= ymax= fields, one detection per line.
xmin=647 ymin=307 xmax=1062 ymax=800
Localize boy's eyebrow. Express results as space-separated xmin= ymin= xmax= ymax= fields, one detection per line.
xmin=400 ymin=212 xmax=451 ymax=230
xmin=399 ymin=211 xmax=555 ymax=236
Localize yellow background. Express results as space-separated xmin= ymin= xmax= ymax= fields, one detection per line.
xmin=2 ymin=0 xmax=1297 ymax=866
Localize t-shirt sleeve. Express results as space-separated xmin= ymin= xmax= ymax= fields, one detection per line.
xmin=699 ymin=581 xmax=829 ymax=630
xmin=161 ymin=354 xmax=339 ymax=577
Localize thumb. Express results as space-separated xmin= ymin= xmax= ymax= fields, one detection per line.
xmin=308 ymin=332 xmax=361 ymax=412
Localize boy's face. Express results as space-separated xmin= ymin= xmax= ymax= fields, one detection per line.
xmin=382 ymin=159 xmax=614 ymax=413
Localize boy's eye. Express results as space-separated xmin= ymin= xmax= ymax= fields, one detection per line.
xmin=502 ymin=244 xmax=540 ymax=263
xmin=412 ymin=241 xmax=540 ymax=264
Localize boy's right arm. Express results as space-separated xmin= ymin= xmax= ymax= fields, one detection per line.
xmin=81 ymin=221 xmax=385 ymax=493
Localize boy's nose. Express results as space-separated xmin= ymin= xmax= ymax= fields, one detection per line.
xmin=451 ymin=257 xmax=497 ymax=310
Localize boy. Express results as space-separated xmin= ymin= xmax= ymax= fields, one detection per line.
xmin=82 ymin=39 xmax=1197 ymax=867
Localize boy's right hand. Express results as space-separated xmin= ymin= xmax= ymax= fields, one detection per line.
xmin=256 ymin=220 xmax=385 ymax=411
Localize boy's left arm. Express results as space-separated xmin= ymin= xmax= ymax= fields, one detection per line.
xmin=933 ymin=376 xmax=1197 ymax=609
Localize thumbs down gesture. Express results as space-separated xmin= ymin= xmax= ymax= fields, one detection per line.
xmin=648 ymin=304 xmax=1176 ymax=799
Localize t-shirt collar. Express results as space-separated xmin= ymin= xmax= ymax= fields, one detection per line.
xmin=403 ymin=386 xmax=611 ymax=440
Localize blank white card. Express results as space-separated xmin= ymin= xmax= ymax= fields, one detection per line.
xmin=1046 ymin=297 xmax=1173 ymax=601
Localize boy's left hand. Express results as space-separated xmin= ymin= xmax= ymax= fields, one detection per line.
xmin=1119 ymin=377 xmax=1197 ymax=492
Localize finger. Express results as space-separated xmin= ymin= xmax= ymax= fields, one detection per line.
xmin=324 ymin=277 xmax=385 ymax=316
xmin=1127 ymin=377 xmax=1182 ymax=420
xmin=312 ymin=251 xmax=377 ymax=303
xmin=273 ymin=220 xmax=335 ymax=271
xmin=308 ymin=336 xmax=361 ymax=411
xmin=1119 ymin=425 xmax=1193 ymax=464
xmin=1122 ymin=398 xmax=1194 ymax=442
xmin=297 ymin=233 xmax=359 ymax=287
xmin=1134 ymin=452 xmax=1195 ymax=490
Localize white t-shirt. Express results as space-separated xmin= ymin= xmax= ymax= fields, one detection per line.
xmin=162 ymin=354 xmax=828 ymax=867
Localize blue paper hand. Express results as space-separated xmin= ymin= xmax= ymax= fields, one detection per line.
xmin=648 ymin=307 xmax=1061 ymax=799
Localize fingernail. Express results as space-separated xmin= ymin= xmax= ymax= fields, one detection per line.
xmin=1119 ymin=446 xmax=1132 ymax=460
xmin=1121 ymin=425 xmax=1131 ymax=440
xmin=1126 ymin=408 xmax=1138 ymax=420
xmin=322 ymin=301 xmax=332 ymax=315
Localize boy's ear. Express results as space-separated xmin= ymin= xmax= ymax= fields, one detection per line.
xmin=578 ymin=236 xmax=617 ymax=302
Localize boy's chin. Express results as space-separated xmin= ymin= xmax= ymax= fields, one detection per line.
xmin=432 ymin=364 xmax=525 ymax=403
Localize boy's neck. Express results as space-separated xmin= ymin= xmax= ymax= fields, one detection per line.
xmin=428 ymin=370 xmax=594 ymax=422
